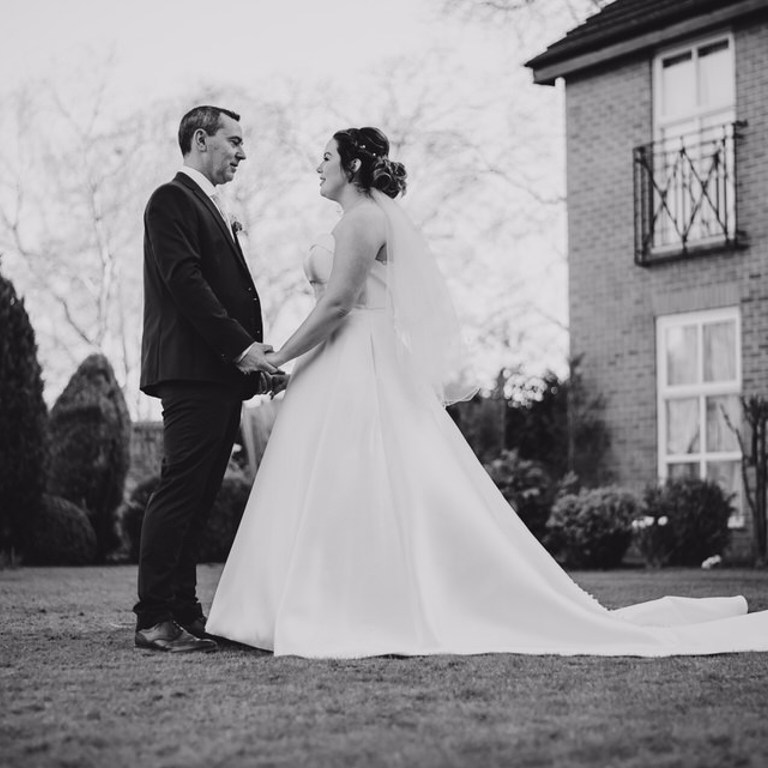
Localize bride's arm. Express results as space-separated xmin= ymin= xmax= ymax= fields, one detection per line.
xmin=268 ymin=206 xmax=385 ymax=367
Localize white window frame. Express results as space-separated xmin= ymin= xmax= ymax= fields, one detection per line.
xmin=651 ymin=32 xmax=737 ymax=254
xmin=653 ymin=31 xmax=735 ymax=142
xmin=656 ymin=307 xmax=744 ymax=527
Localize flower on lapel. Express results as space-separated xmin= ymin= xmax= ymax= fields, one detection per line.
xmin=231 ymin=216 xmax=244 ymax=236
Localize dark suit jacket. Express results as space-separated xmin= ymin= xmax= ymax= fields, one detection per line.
xmin=140 ymin=172 xmax=263 ymax=399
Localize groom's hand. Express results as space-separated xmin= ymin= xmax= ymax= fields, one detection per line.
xmin=235 ymin=342 xmax=279 ymax=376
xmin=270 ymin=373 xmax=290 ymax=398
xmin=253 ymin=372 xmax=272 ymax=395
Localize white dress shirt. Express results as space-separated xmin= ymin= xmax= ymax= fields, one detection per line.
xmin=179 ymin=166 xmax=231 ymax=233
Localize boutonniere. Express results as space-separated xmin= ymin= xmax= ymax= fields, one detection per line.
xmin=231 ymin=216 xmax=244 ymax=236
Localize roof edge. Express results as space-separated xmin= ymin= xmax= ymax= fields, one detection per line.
xmin=527 ymin=0 xmax=767 ymax=86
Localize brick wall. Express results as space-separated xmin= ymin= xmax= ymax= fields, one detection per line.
xmin=731 ymin=18 xmax=768 ymax=559
xmin=564 ymin=18 xmax=768 ymax=561
xmin=735 ymin=19 xmax=768 ymax=397
xmin=566 ymin=54 xmax=656 ymax=487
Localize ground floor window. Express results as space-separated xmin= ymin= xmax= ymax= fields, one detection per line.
xmin=656 ymin=307 xmax=744 ymax=527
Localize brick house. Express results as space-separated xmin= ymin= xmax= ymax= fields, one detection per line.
xmin=526 ymin=0 xmax=768 ymax=559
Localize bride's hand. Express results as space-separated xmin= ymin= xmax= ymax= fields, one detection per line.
xmin=265 ymin=350 xmax=286 ymax=369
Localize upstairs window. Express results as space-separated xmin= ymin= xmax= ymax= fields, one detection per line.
xmin=634 ymin=34 xmax=741 ymax=263
xmin=655 ymin=36 xmax=734 ymax=143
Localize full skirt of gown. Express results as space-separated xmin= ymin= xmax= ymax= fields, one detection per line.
xmin=207 ymin=304 xmax=768 ymax=658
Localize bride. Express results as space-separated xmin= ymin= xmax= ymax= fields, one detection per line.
xmin=207 ymin=127 xmax=768 ymax=658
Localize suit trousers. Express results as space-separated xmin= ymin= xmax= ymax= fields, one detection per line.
xmin=134 ymin=383 xmax=242 ymax=629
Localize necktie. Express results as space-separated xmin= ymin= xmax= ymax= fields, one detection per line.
xmin=210 ymin=192 xmax=234 ymax=240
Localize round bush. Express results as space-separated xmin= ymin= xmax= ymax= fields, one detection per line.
xmin=48 ymin=354 xmax=131 ymax=561
xmin=0 ymin=272 xmax=48 ymax=555
xmin=24 ymin=494 xmax=97 ymax=566
xmin=642 ymin=478 xmax=732 ymax=566
xmin=121 ymin=474 xmax=251 ymax=564
xmin=119 ymin=475 xmax=161 ymax=563
xmin=484 ymin=449 xmax=554 ymax=542
xmin=631 ymin=513 xmax=675 ymax=568
xmin=546 ymin=486 xmax=638 ymax=569
xmin=199 ymin=475 xmax=251 ymax=562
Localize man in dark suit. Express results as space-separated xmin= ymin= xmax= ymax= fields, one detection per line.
xmin=134 ymin=105 xmax=280 ymax=653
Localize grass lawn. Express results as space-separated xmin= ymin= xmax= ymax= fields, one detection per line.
xmin=2 ymin=565 xmax=767 ymax=768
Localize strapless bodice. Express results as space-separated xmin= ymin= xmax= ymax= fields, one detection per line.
xmin=304 ymin=233 xmax=388 ymax=309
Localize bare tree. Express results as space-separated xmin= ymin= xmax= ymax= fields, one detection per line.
xmin=441 ymin=0 xmax=611 ymax=55
xmin=1 ymin=27 xmax=570 ymax=416
xmin=723 ymin=398 xmax=768 ymax=567
xmin=210 ymin=59 xmax=568 ymax=388
xmin=0 ymin=71 xmax=158 ymax=412
xmin=332 ymin=51 xmax=568 ymax=383
xmin=443 ymin=0 xmax=609 ymax=24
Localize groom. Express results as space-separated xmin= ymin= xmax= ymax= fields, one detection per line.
xmin=134 ymin=105 xmax=279 ymax=653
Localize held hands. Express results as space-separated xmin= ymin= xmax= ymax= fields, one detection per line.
xmin=235 ymin=344 xmax=290 ymax=397
xmin=235 ymin=343 xmax=280 ymax=396
xmin=269 ymin=372 xmax=290 ymax=398
xmin=235 ymin=342 xmax=279 ymax=376
xmin=265 ymin=350 xmax=290 ymax=398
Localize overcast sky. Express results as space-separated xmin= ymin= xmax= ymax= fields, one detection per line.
xmin=2 ymin=0 xmax=575 ymax=411
xmin=2 ymin=0 xmax=513 ymax=104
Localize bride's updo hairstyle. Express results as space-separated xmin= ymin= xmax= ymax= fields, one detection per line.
xmin=333 ymin=126 xmax=407 ymax=198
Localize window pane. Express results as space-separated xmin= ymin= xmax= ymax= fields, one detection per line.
xmin=666 ymin=398 xmax=700 ymax=454
xmin=668 ymin=462 xmax=700 ymax=479
xmin=706 ymin=460 xmax=741 ymax=523
xmin=655 ymin=124 xmax=699 ymax=247
xmin=699 ymin=40 xmax=729 ymax=57
xmin=703 ymin=321 xmax=736 ymax=382
xmin=706 ymin=395 xmax=740 ymax=452
xmin=698 ymin=39 xmax=733 ymax=108
xmin=661 ymin=51 xmax=695 ymax=117
xmin=666 ymin=325 xmax=698 ymax=385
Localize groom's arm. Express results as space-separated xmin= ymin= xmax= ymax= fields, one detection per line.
xmin=146 ymin=185 xmax=276 ymax=373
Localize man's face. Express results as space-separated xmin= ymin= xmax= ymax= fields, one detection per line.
xmin=200 ymin=114 xmax=246 ymax=185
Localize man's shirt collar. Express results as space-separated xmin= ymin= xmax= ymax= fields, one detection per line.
xmin=179 ymin=165 xmax=217 ymax=198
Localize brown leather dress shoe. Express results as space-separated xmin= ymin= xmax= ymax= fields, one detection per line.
xmin=135 ymin=620 xmax=217 ymax=653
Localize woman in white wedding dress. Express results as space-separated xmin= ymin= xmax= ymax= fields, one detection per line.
xmin=207 ymin=127 xmax=768 ymax=658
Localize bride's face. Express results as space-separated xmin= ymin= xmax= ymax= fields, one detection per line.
xmin=316 ymin=140 xmax=347 ymax=201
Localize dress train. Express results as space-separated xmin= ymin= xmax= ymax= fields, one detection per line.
xmin=207 ymin=232 xmax=768 ymax=658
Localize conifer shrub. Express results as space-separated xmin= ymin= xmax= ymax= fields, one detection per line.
xmin=546 ymin=486 xmax=638 ymax=569
xmin=24 ymin=494 xmax=97 ymax=566
xmin=642 ymin=478 xmax=732 ymax=566
xmin=47 ymin=354 xmax=131 ymax=561
xmin=0 ymin=272 xmax=48 ymax=557
xmin=121 ymin=473 xmax=251 ymax=563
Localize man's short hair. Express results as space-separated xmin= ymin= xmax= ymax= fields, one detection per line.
xmin=178 ymin=106 xmax=241 ymax=155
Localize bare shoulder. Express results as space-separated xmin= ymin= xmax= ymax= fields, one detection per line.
xmin=334 ymin=201 xmax=386 ymax=246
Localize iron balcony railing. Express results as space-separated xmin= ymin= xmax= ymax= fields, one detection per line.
xmin=633 ymin=122 xmax=745 ymax=265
